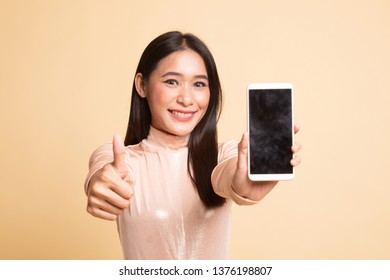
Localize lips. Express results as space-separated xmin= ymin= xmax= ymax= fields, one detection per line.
xmin=168 ymin=109 xmax=197 ymax=120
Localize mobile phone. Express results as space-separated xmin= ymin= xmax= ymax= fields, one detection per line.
xmin=247 ymin=83 xmax=294 ymax=181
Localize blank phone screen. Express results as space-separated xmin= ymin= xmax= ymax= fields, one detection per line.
xmin=249 ymin=88 xmax=293 ymax=175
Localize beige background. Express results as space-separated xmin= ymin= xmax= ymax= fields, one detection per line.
xmin=1 ymin=0 xmax=389 ymax=259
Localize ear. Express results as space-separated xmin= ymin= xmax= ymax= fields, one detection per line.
xmin=135 ymin=73 xmax=147 ymax=98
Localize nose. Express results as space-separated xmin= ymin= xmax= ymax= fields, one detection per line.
xmin=177 ymin=86 xmax=193 ymax=107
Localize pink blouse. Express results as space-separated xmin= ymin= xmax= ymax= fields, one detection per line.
xmin=85 ymin=127 xmax=258 ymax=259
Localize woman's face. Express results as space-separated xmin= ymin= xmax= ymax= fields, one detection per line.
xmin=136 ymin=49 xmax=210 ymax=138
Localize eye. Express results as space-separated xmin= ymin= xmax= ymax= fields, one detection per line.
xmin=164 ymin=79 xmax=178 ymax=86
xmin=194 ymin=81 xmax=207 ymax=87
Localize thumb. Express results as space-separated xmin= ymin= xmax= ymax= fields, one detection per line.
xmin=112 ymin=134 xmax=128 ymax=175
xmin=237 ymin=132 xmax=249 ymax=171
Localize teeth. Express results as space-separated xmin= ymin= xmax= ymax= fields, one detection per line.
xmin=171 ymin=111 xmax=193 ymax=118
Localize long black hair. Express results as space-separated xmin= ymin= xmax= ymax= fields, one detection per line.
xmin=124 ymin=31 xmax=225 ymax=208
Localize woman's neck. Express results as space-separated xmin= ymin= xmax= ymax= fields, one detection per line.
xmin=146 ymin=125 xmax=189 ymax=150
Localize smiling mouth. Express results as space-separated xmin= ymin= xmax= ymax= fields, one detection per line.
xmin=168 ymin=110 xmax=197 ymax=119
xmin=168 ymin=110 xmax=197 ymax=118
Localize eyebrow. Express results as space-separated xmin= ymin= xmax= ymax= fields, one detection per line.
xmin=161 ymin=71 xmax=208 ymax=80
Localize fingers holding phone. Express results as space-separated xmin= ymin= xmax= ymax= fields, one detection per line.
xmin=291 ymin=131 xmax=302 ymax=167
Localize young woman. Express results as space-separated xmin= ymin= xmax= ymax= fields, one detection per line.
xmin=84 ymin=31 xmax=301 ymax=259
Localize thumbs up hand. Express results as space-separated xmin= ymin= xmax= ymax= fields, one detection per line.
xmin=86 ymin=134 xmax=134 ymax=221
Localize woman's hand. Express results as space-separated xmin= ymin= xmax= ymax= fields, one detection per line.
xmin=86 ymin=135 xmax=133 ymax=221
xmin=291 ymin=124 xmax=302 ymax=167
xmin=232 ymin=124 xmax=302 ymax=201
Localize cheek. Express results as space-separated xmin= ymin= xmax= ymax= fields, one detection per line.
xmin=146 ymin=85 xmax=169 ymax=109
xmin=196 ymin=91 xmax=210 ymax=109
